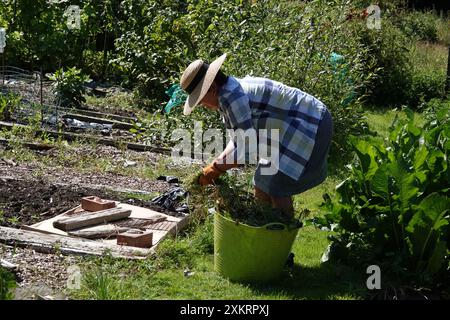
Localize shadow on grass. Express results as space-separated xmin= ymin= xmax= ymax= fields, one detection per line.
xmin=244 ymin=262 xmax=368 ymax=300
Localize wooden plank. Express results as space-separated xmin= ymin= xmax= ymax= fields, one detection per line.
xmin=145 ymin=215 xmax=191 ymax=247
xmin=53 ymin=207 xmax=131 ymax=231
xmin=25 ymin=203 xmax=190 ymax=252
xmin=0 ymin=138 xmax=54 ymax=151
xmin=0 ymin=226 xmax=151 ymax=259
xmin=62 ymin=113 xmax=134 ymax=130
xmin=68 ymin=225 xmax=131 ymax=240
xmin=21 ymin=225 xmax=72 ymax=236
xmin=58 ymin=107 xmax=136 ymax=123
xmin=115 ymin=216 xmax=166 ymax=228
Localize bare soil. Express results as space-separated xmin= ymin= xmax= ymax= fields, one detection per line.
xmin=0 ymin=177 xmax=185 ymax=228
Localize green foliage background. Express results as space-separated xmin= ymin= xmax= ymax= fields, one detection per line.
xmin=1 ymin=0 xmax=447 ymax=165
xmin=0 ymin=0 xmax=446 ymax=108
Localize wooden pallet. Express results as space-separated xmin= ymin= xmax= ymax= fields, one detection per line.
xmin=0 ymin=226 xmax=151 ymax=259
xmin=12 ymin=203 xmax=190 ymax=259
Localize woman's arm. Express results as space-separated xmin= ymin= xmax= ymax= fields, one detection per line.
xmin=213 ymin=140 xmax=241 ymax=172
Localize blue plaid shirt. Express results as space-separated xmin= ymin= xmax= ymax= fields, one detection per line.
xmin=218 ymin=76 xmax=328 ymax=181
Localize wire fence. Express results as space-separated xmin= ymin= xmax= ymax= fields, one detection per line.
xmin=0 ymin=65 xmax=62 ymax=127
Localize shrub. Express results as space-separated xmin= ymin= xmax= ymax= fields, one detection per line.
xmin=398 ymin=11 xmax=439 ymax=42
xmin=408 ymin=70 xmax=446 ymax=107
xmin=49 ymin=67 xmax=91 ymax=108
xmin=0 ymin=0 xmax=86 ymax=70
xmin=357 ymin=8 xmax=445 ymax=108
xmin=111 ymin=0 xmax=191 ymax=100
xmin=314 ymin=106 xmax=450 ymax=287
xmin=358 ymin=19 xmax=414 ymax=107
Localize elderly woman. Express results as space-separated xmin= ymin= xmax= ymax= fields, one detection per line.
xmin=180 ymin=54 xmax=333 ymax=219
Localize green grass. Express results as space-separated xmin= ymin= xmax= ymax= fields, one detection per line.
xmin=364 ymin=108 xmax=425 ymax=140
xmin=436 ymin=16 xmax=450 ymax=45
xmin=70 ymin=220 xmax=367 ymax=300
xmin=293 ymin=175 xmax=341 ymax=217
xmin=411 ymin=42 xmax=448 ymax=74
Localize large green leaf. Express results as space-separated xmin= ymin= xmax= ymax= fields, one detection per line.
xmin=350 ymin=137 xmax=379 ymax=180
xmin=426 ymin=240 xmax=448 ymax=275
xmin=388 ymin=161 xmax=419 ymax=214
xmin=405 ymin=193 xmax=450 ymax=274
xmin=426 ymin=149 xmax=446 ymax=174
xmin=336 ymin=178 xmax=353 ymax=204
xmin=371 ymin=164 xmax=389 ymax=197
xmin=413 ymin=145 xmax=429 ymax=171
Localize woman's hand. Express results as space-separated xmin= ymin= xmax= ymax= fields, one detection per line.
xmin=198 ymin=162 xmax=225 ymax=186
xmin=198 ymin=141 xmax=241 ymax=186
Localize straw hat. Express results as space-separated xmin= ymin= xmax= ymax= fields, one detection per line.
xmin=180 ymin=53 xmax=227 ymax=116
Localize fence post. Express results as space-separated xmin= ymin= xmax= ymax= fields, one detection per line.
xmin=40 ymin=67 xmax=44 ymax=127
xmin=447 ymin=45 xmax=450 ymax=94
xmin=1 ymin=53 xmax=4 ymax=91
xmin=0 ymin=28 xmax=5 ymax=91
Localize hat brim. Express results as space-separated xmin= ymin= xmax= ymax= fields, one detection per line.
xmin=183 ymin=53 xmax=227 ymax=116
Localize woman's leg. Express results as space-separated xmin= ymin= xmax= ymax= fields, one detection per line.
xmin=255 ymin=186 xmax=294 ymax=219
xmin=254 ymin=186 xmax=272 ymax=204
xmin=271 ymin=196 xmax=294 ymax=219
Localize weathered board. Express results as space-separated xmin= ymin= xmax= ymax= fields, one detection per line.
xmin=62 ymin=113 xmax=134 ymax=130
xmin=0 ymin=226 xmax=151 ymax=259
xmin=114 ymin=216 xmax=167 ymax=228
xmin=67 ymin=225 xmax=131 ymax=240
xmin=53 ymin=207 xmax=131 ymax=231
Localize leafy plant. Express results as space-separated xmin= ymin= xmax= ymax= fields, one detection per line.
xmin=49 ymin=67 xmax=91 ymax=108
xmin=0 ymin=267 xmax=16 ymax=300
xmin=358 ymin=18 xmax=414 ymax=107
xmin=185 ymin=172 xmax=303 ymax=227
xmin=0 ymin=93 xmax=21 ymax=122
xmin=314 ymin=106 xmax=450 ymax=287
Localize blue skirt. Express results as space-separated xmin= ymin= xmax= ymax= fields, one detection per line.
xmin=253 ymin=109 xmax=333 ymax=197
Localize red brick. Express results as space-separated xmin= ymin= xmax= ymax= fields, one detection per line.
xmin=81 ymin=196 xmax=116 ymax=212
xmin=117 ymin=230 xmax=153 ymax=248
